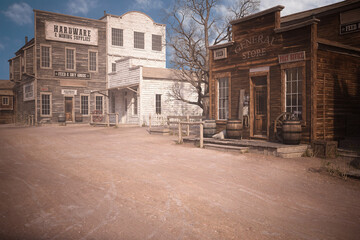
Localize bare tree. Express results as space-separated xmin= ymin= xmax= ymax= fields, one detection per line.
xmin=167 ymin=0 xmax=260 ymax=117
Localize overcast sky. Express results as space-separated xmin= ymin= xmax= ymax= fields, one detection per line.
xmin=0 ymin=0 xmax=343 ymax=80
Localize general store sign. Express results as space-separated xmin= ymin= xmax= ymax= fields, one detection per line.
xmin=55 ymin=71 xmax=90 ymax=79
xmin=234 ymin=34 xmax=276 ymax=60
xmin=61 ymin=89 xmax=77 ymax=95
xmin=45 ymin=21 xmax=98 ymax=46
xmin=278 ymin=51 xmax=305 ymax=64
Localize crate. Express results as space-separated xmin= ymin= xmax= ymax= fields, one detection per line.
xmin=312 ymin=140 xmax=338 ymax=158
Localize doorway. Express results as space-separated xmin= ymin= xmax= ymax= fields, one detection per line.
xmin=65 ymin=97 xmax=73 ymax=122
xmin=251 ymin=75 xmax=268 ymax=138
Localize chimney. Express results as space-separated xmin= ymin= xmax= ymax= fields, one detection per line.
xmin=25 ymin=36 xmax=28 ymax=44
xmin=104 ymin=10 xmax=106 ymax=16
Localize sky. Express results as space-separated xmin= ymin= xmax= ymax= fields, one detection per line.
xmin=0 ymin=0 xmax=343 ymax=80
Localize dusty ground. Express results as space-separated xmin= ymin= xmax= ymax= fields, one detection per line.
xmin=0 ymin=124 xmax=359 ymax=240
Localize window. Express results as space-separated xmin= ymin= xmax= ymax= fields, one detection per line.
xmin=152 ymin=34 xmax=162 ymax=51
xmin=112 ymin=63 xmax=116 ymax=72
xmin=66 ymin=48 xmax=75 ymax=70
xmin=133 ymin=95 xmax=138 ymax=115
xmin=285 ymin=67 xmax=303 ymax=119
xmin=89 ymin=51 xmax=97 ymax=72
xmin=134 ymin=32 xmax=145 ymax=49
xmin=41 ymin=93 xmax=51 ymax=116
xmin=218 ymin=77 xmax=229 ymax=120
xmin=96 ymin=96 xmax=103 ymax=114
xmin=23 ymin=82 xmax=34 ymax=101
xmin=81 ymin=95 xmax=89 ymax=115
xmin=2 ymin=97 xmax=9 ymax=106
xmin=112 ymin=28 xmax=123 ymax=46
xmin=41 ymin=45 xmax=51 ymax=68
xmin=155 ymin=94 xmax=161 ymax=114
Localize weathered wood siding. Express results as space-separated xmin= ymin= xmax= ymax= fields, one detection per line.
xmin=316 ymin=49 xmax=360 ymax=140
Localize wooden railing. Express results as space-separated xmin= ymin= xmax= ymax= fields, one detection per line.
xmin=178 ymin=121 xmax=204 ymax=148
xmin=90 ymin=113 xmax=119 ymax=127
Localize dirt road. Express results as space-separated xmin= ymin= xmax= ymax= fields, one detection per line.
xmin=0 ymin=124 xmax=359 ymax=239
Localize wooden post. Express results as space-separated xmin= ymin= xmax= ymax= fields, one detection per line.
xmin=106 ymin=114 xmax=110 ymax=127
xmin=239 ymin=89 xmax=244 ymax=121
xmin=149 ymin=114 xmax=152 ymax=130
xmin=186 ymin=114 xmax=190 ymax=136
xmin=200 ymin=122 xmax=204 ymax=148
xmin=178 ymin=122 xmax=183 ymax=144
xmin=90 ymin=113 xmax=93 ymax=124
xmin=115 ymin=113 xmax=119 ymax=127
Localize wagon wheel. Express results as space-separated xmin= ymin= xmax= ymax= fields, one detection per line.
xmin=92 ymin=110 xmax=103 ymax=122
xmin=274 ymin=112 xmax=292 ymax=142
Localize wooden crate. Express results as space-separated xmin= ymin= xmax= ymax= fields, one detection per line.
xmin=312 ymin=140 xmax=338 ymax=158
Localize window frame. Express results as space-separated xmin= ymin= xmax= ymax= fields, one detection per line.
xmin=134 ymin=31 xmax=145 ymax=49
xmin=133 ymin=94 xmax=138 ymax=116
xmin=281 ymin=62 xmax=306 ymax=124
xmin=2 ymin=96 xmax=9 ymax=106
xmin=65 ymin=47 xmax=76 ymax=71
xmin=40 ymin=92 xmax=52 ymax=117
xmin=112 ymin=63 xmax=116 ymax=72
xmin=88 ymin=50 xmax=98 ymax=72
xmin=112 ymin=28 xmax=123 ymax=47
xmin=40 ymin=44 xmax=52 ymax=69
xmin=80 ymin=94 xmax=90 ymax=116
xmin=152 ymin=34 xmax=162 ymax=51
xmin=95 ymin=95 xmax=104 ymax=114
xmin=155 ymin=94 xmax=161 ymax=115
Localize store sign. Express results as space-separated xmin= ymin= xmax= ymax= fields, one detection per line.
xmin=61 ymin=89 xmax=77 ymax=95
xmin=55 ymin=71 xmax=90 ymax=79
xmin=235 ymin=34 xmax=276 ymax=60
xmin=340 ymin=22 xmax=360 ymax=34
xmin=278 ymin=51 xmax=305 ymax=64
xmin=214 ymin=48 xmax=227 ymax=60
xmin=23 ymin=82 xmax=34 ymax=101
xmin=45 ymin=21 xmax=98 ymax=46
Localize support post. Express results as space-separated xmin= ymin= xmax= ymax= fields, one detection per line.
xmin=107 ymin=114 xmax=110 ymax=127
xmin=90 ymin=113 xmax=93 ymax=125
xmin=149 ymin=114 xmax=152 ymax=130
xmin=186 ymin=114 xmax=190 ymax=136
xmin=200 ymin=122 xmax=204 ymax=148
xmin=178 ymin=122 xmax=183 ymax=144
xmin=116 ymin=113 xmax=119 ymax=127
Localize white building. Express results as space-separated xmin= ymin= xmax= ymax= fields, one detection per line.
xmin=102 ymin=11 xmax=202 ymax=125
xmin=100 ymin=11 xmax=166 ymax=72
xmin=108 ymin=58 xmax=202 ymax=126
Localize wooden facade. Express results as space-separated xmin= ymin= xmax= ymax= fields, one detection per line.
xmin=0 ymin=80 xmax=15 ymax=124
xmin=9 ymin=10 xmax=107 ymax=124
xmin=209 ymin=1 xmax=360 ymax=143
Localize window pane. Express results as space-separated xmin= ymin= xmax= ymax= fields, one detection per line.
xmin=112 ymin=28 xmax=123 ymax=46
xmin=81 ymin=96 xmax=88 ymax=115
xmin=41 ymin=46 xmax=50 ymax=68
xmin=96 ymin=96 xmax=103 ymax=113
xmin=156 ymin=94 xmax=161 ymax=114
xmin=134 ymin=32 xmax=144 ymax=49
xmin=89 ymin=52 xmax=97 ymax=71
xmin=285 ymin=67 xmax=303 ymax=119
xmin=66 ymin=49 xmax=74 ymax=70
xmin=152 ymin=34 xmax=162 ymax=51
xmin=41 ymin=94 xmax=50 ymax=115
xmin=112 ymin=63 xmax=116 ymax=72
xmin=218 ymin=78 xmax=228 ymax=120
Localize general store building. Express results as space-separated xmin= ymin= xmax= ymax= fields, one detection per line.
xmin=9 ymin=10 xmax=107 ymax=124
xmin=209 ymin=0 xmax=360 ymax=143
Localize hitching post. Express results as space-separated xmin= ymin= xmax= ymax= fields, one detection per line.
xmin=200 ymin=122 xmax=204 ymax=148
xmin=178 ymin=122 xmax=183 ymax=144
xmin=186 ymin=115 xmax=190 ymax=136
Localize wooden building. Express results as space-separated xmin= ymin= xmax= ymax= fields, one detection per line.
xmin=9 ymin=10 xmax=107 ymax=124
xmin=0 ymin=80 xmax=15 ymax=124
xmin=209 ymin=0 xmax=360 ymax=143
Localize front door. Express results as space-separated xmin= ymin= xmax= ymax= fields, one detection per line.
xmin=65 ymin=97 xmax=73 ymax=121
xmin=252 ymin=76 xmax=267 ymax=137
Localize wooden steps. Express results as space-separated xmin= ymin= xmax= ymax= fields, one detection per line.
xmin=204 ymin=143 xmax=249 ymax=153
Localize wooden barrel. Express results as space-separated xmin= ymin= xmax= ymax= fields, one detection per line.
xmin=58 ymin=113 xmax=66 ymax=122
xmin=215 ymin=120 xmax=227 ymax=133
xmin=282 ymin=120 xmax=301 ymax=145
xmin=75 ymin=112 xmax=82 ymax=122
xmin=226 ymin=120 xmax=243 ymax=139
xmin=203 ymin=120 xmax=216 ymax=138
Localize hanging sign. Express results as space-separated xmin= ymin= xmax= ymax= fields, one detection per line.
xmin=45 ymin=21 xmax=98 ymax=46
xmin=214 ymin=48 xmax=227 ymax=60
xmin=61 ymin=89 xmax=77 ymax=95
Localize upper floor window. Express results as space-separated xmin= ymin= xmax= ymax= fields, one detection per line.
xmin=112 ymin=63 xmax=116 ymax=72
xmin=66 ymin=48 xmax=75 ymax=70
xmin=2 ymin=97 xmax=9 ymax=106
xmin=112 ymin=28 xmax=123 ymax=46
xmin=152 ymin=34 xmax=162 ymax=51
xmin=89 ymin=51 xmax=97 ymax=72
xmin=285 ymin=67 xmax=303 ymax=119
xmin=40 ymin=45 xmax=51 ymax=68
xmin=134 ymin=31 xmax=144 ymax=49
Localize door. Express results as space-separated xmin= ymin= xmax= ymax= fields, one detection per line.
xmin=65 ymin=97 xmax=73 ymax=121
xmin=252 ymin=76 xmax=267 ymax=137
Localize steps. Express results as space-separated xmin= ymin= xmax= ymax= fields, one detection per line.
xmin=338 ymin=148 xmax=360 ymax=169
xmin=204 ymin=143 xmax=249 ymax=153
